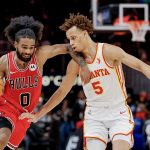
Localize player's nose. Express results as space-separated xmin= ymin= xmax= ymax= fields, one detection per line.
xmin=70 ymin=40 xmax=74 ymax=46
xmin=25 ymin=48 xmax=32 ymax=54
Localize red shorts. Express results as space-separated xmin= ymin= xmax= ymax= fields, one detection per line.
xmin=0 ymin=98 xmax=30 ymax=149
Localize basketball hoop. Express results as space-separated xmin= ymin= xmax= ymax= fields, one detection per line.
xmin=127 ymin=21 xmax=149 ymax=42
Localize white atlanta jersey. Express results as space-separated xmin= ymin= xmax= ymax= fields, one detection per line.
xmin=81 ymin=43 xmax=127 ymax=107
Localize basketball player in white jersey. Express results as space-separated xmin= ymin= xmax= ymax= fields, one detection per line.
xmin=20 ymin=13 xmax=150 ymax=150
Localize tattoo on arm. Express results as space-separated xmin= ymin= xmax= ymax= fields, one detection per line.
xmin=72 ymin=52 xmax=86 ymax=67
xmin=66 ymin=44 xmax=86 ymax=67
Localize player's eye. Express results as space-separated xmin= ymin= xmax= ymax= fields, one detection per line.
xmin=22 ymin=47 xmax=28 ymax=49
xmin=71 ymin=36 xmax=76 ymax=40
xmin=30 ymin=47 xmax=35 ymax=50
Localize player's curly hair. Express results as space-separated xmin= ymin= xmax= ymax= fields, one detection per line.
xmin=4 ymin=16 xmax=44 ymax=44
xmin=60 ymin=13 xmax=93 ymax=34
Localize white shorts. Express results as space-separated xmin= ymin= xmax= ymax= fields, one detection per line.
xmin=83 ymin=102 xmax=134 ymax=148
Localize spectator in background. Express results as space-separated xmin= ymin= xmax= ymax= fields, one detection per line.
xmin=59 ymin=99 xmax=75 ymax=150
xmin=138 ymin=49 xmax=150 ymax=65
xmin=142 ymin=91 xmax=150 ymax=149
xmin=72 ymin=89 xmax=86 ymax=125
xmin=135 ymin=91 xmax=150 ymax=121
xmin=126 ymin=93 xmax=136 ymax=116
xmin=143 ymin=117 xmax=150 ymax=150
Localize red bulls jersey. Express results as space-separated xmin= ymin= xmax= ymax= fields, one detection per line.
xmin=2 ymin=51 xmax=42 ymax=113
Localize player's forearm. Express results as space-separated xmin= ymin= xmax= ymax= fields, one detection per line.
xmin=141 ymin=64 xmax=150 ymax=79
xmin=135 ymin=58 xmax=150 ymax=79
xmin=70 ymin=52 xmax=86 ymax=67
xmin=66 ymin=44 xmax=87 ymax=68
xmin=123 ymin=54 xmax=150 ymax=79
xmin=35 ymin=88 xmax=68 ymax=120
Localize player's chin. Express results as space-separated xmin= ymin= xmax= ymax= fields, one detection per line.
xmin=22 ymin=57 xmax=32 ymax=62
xmin=74 ymin=48 xmax=82 ymax=52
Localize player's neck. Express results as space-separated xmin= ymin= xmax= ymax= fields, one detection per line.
xmin=82 ymin=40 xmax=97 ymax=63
xmin=14 ymin=54 xmax=29 ymax=69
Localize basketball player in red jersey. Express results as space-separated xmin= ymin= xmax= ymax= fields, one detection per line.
xmin=0 ymin=16 xmax=90 ymax=150
xmin=20 ymin=13 xmax=150 ymax=150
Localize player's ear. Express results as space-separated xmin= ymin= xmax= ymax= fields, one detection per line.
xmin=84 ymin=30 xmax=88 ymax=36
xmin=14 ymin=41 xmax=17 ymax=49
xmin=83 ymin=30 xmax=88 ymax=38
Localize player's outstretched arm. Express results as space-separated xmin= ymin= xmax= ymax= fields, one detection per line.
xmin=19 ymin=60 xmax=79 ymax=122
xmin=105 ymin=43 xmax=150 ymax=79
xmin=122 ymin=53 xmax=150 ymax=79
xmin=37 ymin=44 xmax=70 ymax=59
xmin=37 ymin=44 xmax=90 ymax=84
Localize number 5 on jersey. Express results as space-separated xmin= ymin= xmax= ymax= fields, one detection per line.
xmin=92 ymin=81 xmax=103 ymax=95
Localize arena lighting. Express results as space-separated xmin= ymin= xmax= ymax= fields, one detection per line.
xmin=42 ymin=75 xmax=82 ymax=86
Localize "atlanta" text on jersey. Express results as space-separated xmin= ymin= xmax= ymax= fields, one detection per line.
xmin=90 ymin=68 xmax=110 ymax=79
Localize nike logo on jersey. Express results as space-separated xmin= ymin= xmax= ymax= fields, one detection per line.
xmin=120 ymin=110 xmax=126 ymax=114
xmin=10 ymin=71 xmax=18 ymax=74
xmin=87 ymin=109 xmax=92 ymax=115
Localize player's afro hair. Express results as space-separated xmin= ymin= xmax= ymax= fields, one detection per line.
xmin=4 ymin=16 xmax=44 ymax=44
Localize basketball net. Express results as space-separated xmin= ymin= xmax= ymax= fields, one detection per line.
xmin=127 ymin=21 xmax=149 ymax=42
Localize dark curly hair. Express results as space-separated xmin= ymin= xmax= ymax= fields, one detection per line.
xmin=59 ymin=13 xmax=93 ymax=34
xmin=4 ymin=16 xmax=44 ymax=44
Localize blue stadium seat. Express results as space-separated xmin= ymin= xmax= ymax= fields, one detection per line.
xmin=133 ymin=134 xmax=145 ymax=150
xmin=133 ymin=118 xmax=146 ymax=150
xmin=134 ymin=118 xmax=143 ymax=134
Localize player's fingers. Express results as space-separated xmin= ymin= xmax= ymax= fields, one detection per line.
xmin=19 ymin=113 xmax=31 ymax=120
xmin=84 ymin=77 xmax=88 ymax=84
xmin=80 ymin=73 xmax=90 ymax=84
xmin=19 ymin=113 xmax=27 ymax=120
xmin=27 ymin=119 xmax=32 ymax=122
xmin=80 ymin=75 xmax=84 ymax=83
xmin=28 ymin=118 xmax=37 ymax=123
xmin=84 ymin=75 xmax=90 ymax=84
xmin=84 ymin=79 xmax=89 ymax=84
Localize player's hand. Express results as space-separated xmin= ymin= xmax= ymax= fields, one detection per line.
xmin=0 ymin=78 xmax=4 ymax=96
xmin=19 ymin=113 xmax=38 ymax=123
xmin=80 ymin=65 xmax=91 ymax=84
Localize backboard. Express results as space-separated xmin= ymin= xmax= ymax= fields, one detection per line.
xmin=91 ymin=0 xmax=150 ymax=31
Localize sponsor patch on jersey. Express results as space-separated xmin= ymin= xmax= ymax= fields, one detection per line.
xmin=29 ymin=64 xmax=37 ymax=71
